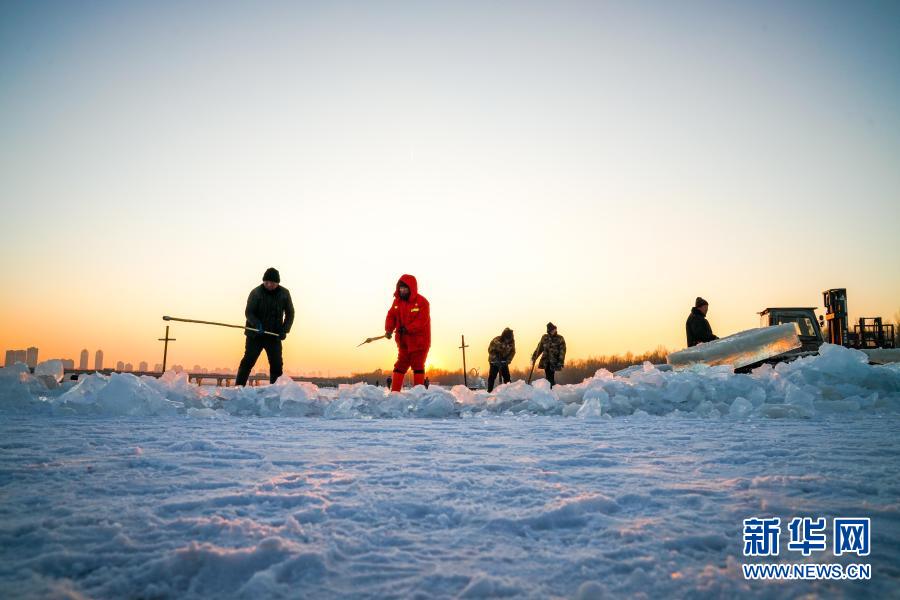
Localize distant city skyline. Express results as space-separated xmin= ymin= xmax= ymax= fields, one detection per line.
xmin=2 ymin=345 xmax=183 ymax=374
xmin=4 ymin=347 xmax=35 ymax=368
xmin=3 ymin=342 xmax=346 ymax=378
xmin=5 ymin=340 xmax=420 ymax=377
xmin=2 ymin=343 xmax=229 ymax=373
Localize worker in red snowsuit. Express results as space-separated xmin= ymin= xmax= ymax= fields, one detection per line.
xmin=385 ymin=274 xmax=431 ymax=392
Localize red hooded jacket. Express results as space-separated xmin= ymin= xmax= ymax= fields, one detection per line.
xmin=385 ymin=274 xmax=431 ymax=353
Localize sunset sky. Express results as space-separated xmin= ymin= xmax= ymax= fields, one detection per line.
xmin=1 ymin=1 xmax=898 ymax=375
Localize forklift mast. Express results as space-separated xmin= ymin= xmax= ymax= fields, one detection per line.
xmin=823 ymin=288 xmax=849 ymax=346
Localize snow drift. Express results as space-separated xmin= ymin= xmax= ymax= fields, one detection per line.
xmin=1 ymin=344 xmax=898 ymax=419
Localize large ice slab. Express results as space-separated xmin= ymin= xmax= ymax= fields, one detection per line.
xmin=667 ymin=324 xmax=801 ymax=370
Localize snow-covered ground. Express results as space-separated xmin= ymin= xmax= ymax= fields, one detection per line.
xmin=2 ymin=416 xmax=898 ymax=598
xmin=1 ymin=344 xmax=898 ymax=598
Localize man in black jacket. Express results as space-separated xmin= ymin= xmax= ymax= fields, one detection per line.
xmin=236 ymin=267 xmax=295 ymax=385
xmin=686 ymin=297 xmax=718 ymax=347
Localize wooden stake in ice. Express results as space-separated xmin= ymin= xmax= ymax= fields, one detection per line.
xmin=158 ymin=325 xmax=176 ymax=373
xmin=459 ymin=335 xmax=469 ymax=388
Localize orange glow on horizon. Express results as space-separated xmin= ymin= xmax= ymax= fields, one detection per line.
xmin=2 ymin=278 xmax=897 ymax=377
xmin=1 ymin=3 xmax=898 ymax=374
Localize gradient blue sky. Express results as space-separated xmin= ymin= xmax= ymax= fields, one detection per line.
xmin=1 ymin=1 xmax=898 ymax=374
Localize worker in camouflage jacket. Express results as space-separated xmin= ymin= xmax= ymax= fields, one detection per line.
xmin=487 ymin=327 xmax=516 ymax=393
xmin=531 ymin=322 xmax=566 ymax=387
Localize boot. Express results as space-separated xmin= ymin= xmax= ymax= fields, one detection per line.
xmin=391 ymin=371 xmax=405 ymax=392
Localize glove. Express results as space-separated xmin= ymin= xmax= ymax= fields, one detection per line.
xmin=256 ymin=324 xmax=264 ymax=335
xmin=398 ymin=326 xmax=408 ymax=335
xmin=385 ymin=331 xmax=393 ymax=340
xmin=279 ymin=332 xmax=287 ymax=341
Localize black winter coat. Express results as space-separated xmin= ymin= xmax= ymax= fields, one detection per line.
xmin=686 ymin=307 xmax=717 ymax=347
xmin=244 ymin=285 xmax=295 ymax=336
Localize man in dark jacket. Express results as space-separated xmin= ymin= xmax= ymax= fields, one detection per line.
xmin=236 ymin=267 xmax=295 ymax=385
xmin=532 ymin=322 xmax=566 ymax=387
xmin=487 ymin=327 xmax=515 ymax=393
xmin=686 ymin=297 xmax=718 ymax=347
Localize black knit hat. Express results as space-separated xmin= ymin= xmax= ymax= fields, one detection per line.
xmin=547 ymin=322 xmax=557 ymax=333
xmin=263 ymin=267 xmax=281 ymax=283
xmin=695 ymin=297 xmax=708 ymax=308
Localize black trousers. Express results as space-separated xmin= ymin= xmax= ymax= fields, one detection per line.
xmin=545 ymin=368 xmax=556 ymax=387
xmin=236 ymin=335 xmax=283 ymax=386
xmin=487 ymin=364 xmax=511 ymax=393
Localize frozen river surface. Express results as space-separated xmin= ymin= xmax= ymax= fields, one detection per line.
xmin=1 ymin=415 xmax=897 ymax=599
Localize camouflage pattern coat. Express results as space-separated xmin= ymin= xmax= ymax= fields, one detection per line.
xmin=532 ymin=333 xmax=566 ymax=371
xmin=488 ymin=335 xmax=516 ymax=365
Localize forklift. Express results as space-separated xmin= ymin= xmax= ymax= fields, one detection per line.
xmin=757 ymin=288 xmax=896 ymax=365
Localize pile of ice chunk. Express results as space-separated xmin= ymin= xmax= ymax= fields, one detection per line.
xmin=1 ymin=344 xmax=898 ymax=419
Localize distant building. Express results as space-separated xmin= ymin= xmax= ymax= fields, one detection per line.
xmin=26 ymin=347 xmax=39 ymax=368
xmin=4 ymin=350 xmax=15 ymax=367
xmin=139 ymin=361 xmax=148 ymax=372
xmin=79 ymin=349 xmax=89 ymax=370
xmin=95 ymin=350 xmax=104 ymax=370
xmin=124 ymin=363 xmax=133 ymax=372
xmin=116 ymin=361 xmax=125 ymax=371
xmin=61 ymin=359 xmax=75 ymax=370
xmin=13 ymin=350 xmax=26 ymax=364
xmin=154 ymin=363 xmax=163 ymax=372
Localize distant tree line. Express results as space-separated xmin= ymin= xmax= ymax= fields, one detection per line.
xmin=351 ymin=347 xmax=669 ymax=388
xmin=505 ymin=347 xmax=669 ymax=385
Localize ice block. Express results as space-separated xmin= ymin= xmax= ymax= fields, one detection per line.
xmin=667 ymin=324 xmax=801 ymax=371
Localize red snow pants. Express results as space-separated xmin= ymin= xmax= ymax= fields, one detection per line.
xmin=392 ymin=345 xmax=428 ymax=392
